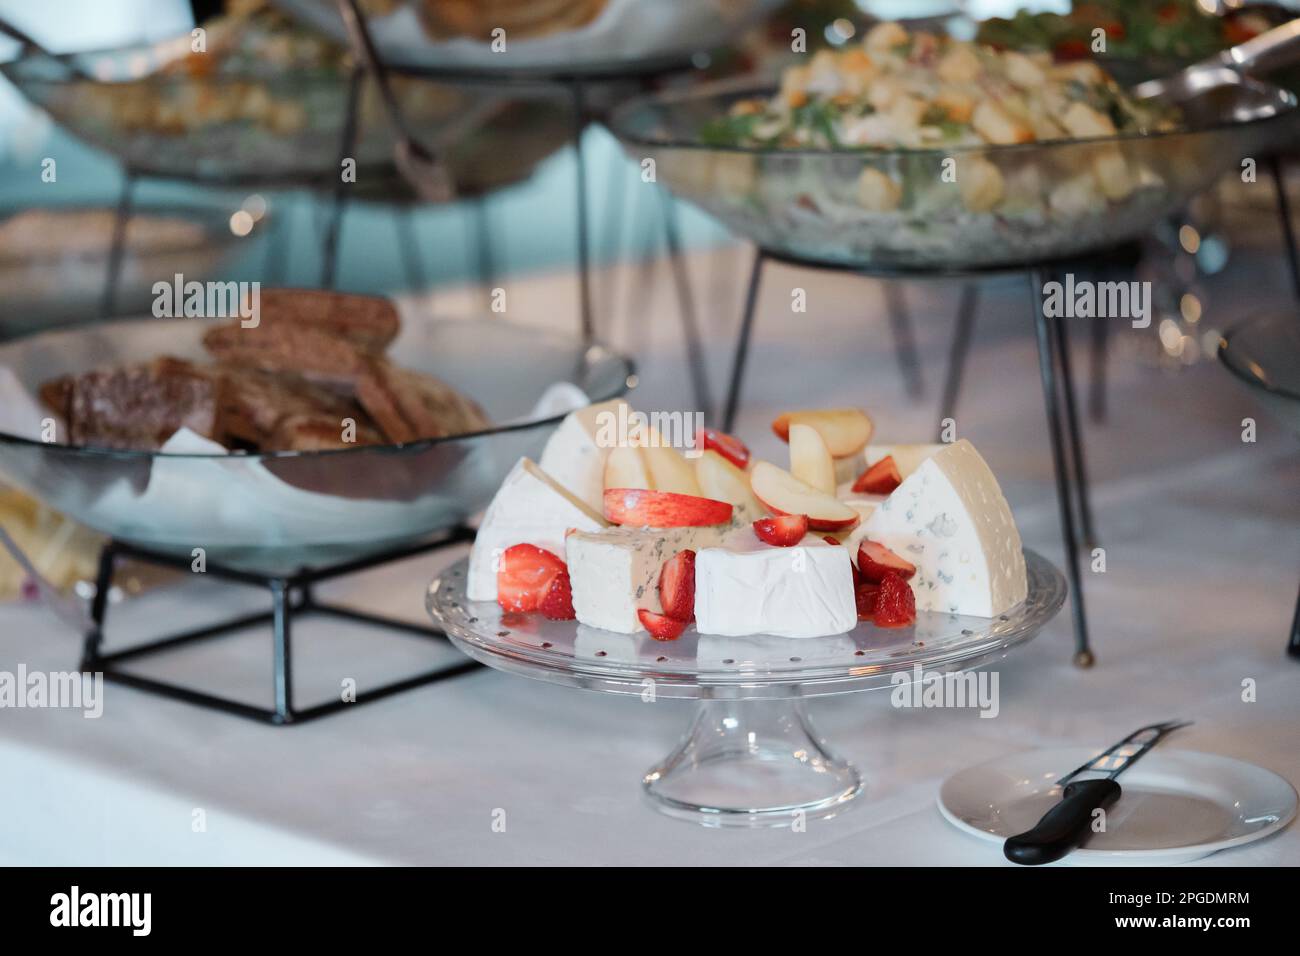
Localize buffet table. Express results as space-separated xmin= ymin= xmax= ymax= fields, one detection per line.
xmin=1 ymin=249 xmax=1296 ymax=865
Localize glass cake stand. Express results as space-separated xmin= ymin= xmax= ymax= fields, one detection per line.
xmin=427 ymin=549 xmax=1066 ymax=827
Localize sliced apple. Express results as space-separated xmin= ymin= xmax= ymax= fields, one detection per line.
xmin=696 ymin=449 xmax=764 ymax=520
xmin=699 ymin=427 xmax=750 ymax=469
xmin=604 ymin=488 xmax=733 ymax=528
xmin=604 ymin=445 xmax=652 ymax=492
xmin=640 ymin=441 xmax=701 ymax=497
xmin=771 ymin=408 xmax=874 ymax=458
xmin=788 ymin=423 xmax=836 ymax=496
xmin=749 ymin=461 xmax=861 ymax=532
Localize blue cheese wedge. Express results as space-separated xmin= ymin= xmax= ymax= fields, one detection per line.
xmin=537 ymin=398 xmax=629 ymax=514
xmin=566 ymin=524 xmax=729 ymax=634
xmin=860 ymin=439 xmax=1027 ymax=617
xmin=694 ymin=528 xmax=856 ymax=639
xmin=467 ymin=457 xmax=605 ymax=602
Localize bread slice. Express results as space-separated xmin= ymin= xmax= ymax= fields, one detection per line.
xmin=46 ymin=357 xmax=217 ymax=450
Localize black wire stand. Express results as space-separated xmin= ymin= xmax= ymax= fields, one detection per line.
xmin=81 ymin=527 xmax=481 ymax=725
xmin=719 ymin=245 xmax=1155 ymax=668
xmin=97 ymin=63 xmax=421 ymax=316
xmin=333 ymin=0 xmax=718 ymax=420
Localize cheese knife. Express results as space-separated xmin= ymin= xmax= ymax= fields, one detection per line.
xmin=1003 ymin=719 xmax=1192 ymax=866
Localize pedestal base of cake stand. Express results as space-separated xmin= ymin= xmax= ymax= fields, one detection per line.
xmin=641 ymin=698 xmax=861 ymax=828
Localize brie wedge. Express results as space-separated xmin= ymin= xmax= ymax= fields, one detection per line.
xmin=538 ymin=398 xmax=629 ymax=514
xmin=695 ymin=528 xmax=857 ymax=639
xmin=566 ymin=524 xmax=728 ymax=634
xmin=860 ymin=439 xmax=1027 ymax=617
xmin=467 ymin=457 xmax=605 ymax=602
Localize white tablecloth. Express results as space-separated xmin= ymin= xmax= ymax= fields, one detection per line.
xmin=1 ymin=246 xmax=1297 ymax=865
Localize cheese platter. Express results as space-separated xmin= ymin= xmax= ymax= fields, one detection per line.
xmin=428 ymin=400 xmax=1067 ymax=825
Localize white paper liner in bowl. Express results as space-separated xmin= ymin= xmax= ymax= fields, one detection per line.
xmin=0 ymin=360 xmax=590 ymax=558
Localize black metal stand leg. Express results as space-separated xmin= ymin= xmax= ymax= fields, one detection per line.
xmin=470 ymin=194 xmax=496 ymax=303
xmin=600 ymin=143 xmax=630 ymax=318
xmin=322 ymin=64 xmax=364 ymax=289
xmin=100 ymin=171 xmax=136 ymax=319
xmin=659 ymin=192 xmax=714 ymax=421
xmin=271 ymin=580 xmax=292 ymax=723
xmin=1030 ymin=270 xmax=1093 ymax=667
xmin=81 ymin=542 xmax=117 ymax=667
xmin=723 ymin=249 xmax=766 ymax=432
xmin=393 ymin=207 xmax=428 ymax=294
xmin=621 ymin=183 xmax=660 ymax=346
xmin=1270 ymin=155 xmax=1300 ymax=301
xmin=1088 ymin=311 xmax=1109 ymax=424
xmin=1050 ymin=311 xmax=1099 ymax=551
xmin=1289 ymin=581 xmax=1300 ymax=659
xmin=570 ymin=80 xmax=594 ymax=345
xmin=936 ymin=283 xmax=978 ymax=441
xmin=883 ymin=282 xmax=924 ymax=400
xmin=261 ymin=194 xmax=290 ymax=284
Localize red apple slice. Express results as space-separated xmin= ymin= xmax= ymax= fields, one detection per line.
xmin=699 ymin=427 xmax=750 ymax=469
xmin=604 ymin=445 xmax=652 ymax=492
xmin=788 ymin=423 xmax=836 ymax=495
xmin=603 ymin=488 xmax=733 ymax=527
xmin=771 ymin=408 xmax=874 ymax=457
xmin=749 ymin=461 xmax=861 ymax=532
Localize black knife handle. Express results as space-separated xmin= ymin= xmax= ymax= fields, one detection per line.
xmin=1003 ymin=778 xmax=1121 ymax=866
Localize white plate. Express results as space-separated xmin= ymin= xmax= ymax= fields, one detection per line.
xmin=938 ymin=747 xmax=1297 ymax=866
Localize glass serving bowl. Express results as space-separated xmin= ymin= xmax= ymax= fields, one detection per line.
xmin=0 ymin=201 xmax=263 ymax=339
xmin=272 ymin=0 xmax=784 ymax=76
xmin=1 ymin=40 xmax=572 ymax=189
xmin=0 ymin=317 xmax=632 ymax=572
xmin=1218 ymin=309 xmax=1300 ymax=435
xmin=608 ymin=74 xmax=1299 ymax=272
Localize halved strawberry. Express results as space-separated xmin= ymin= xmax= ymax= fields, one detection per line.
xmin=658 ymin=550 xmax=696 ymax=622
xmin=855 ymin=582 xmax=881 ymax=620
xmin=873 ymin=571 xmax=916 ymax=628
xmin=856 ymin=540 xmax=916 ymax=583
xmin=639 ymin=608 xmax=688 ymax=641
xmin=852 ymin=455 xmax=902 ymax=495
xmin=538 ymin=569 xmax=576 ymax=620
xmin=753 ymin=513 xmax=809 ymax=547
xmin=699 ymin=427 xmax=750 ymax=469
xmin=497 ymin=543 xmax=566 ymax=613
